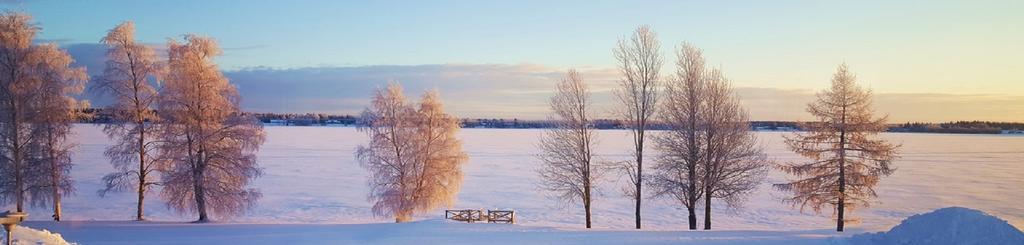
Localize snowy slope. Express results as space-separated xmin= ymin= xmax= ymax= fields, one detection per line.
xmin=2 ymin=125 xmax=1022 ymax=244
xmin=0 ymin=225 xmax=74 ymax=245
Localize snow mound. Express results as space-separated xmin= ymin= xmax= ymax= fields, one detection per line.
xmin=0 ymin=225 xmax=75 ymax=245
xmin=851 ymin=207 xmax=1024 ymax=245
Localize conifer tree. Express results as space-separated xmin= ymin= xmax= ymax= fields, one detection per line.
xmin=775 ymin=64 xmax=900 ymax=232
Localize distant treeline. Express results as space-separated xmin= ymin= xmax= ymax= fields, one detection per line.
xmin=888 ymin=121 xmax=1024 ymax=134
xmin=76 ymin=109 xmax=1021 ymax=134
xmin=77 ymin=109 xmax=802 ymax=131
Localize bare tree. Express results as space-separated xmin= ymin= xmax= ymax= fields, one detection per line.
xmin=653 ymin=43 xmax=768 ymax=230
xmin=537 ymin=69 xmax=603 ymax=228
xmin=613 ymin=25 xmax=662 ymax=230
xmin=697 ymin=68 xmax=769 ymax=230
xmin=774 ymin=64 xmax=899 ymax=232
xmin=651 ymin=43 xmax=706 ymax=230
xmin=0 ymin=12 xmax=87 ymax=213
xmin=93 ymin=21 xmax=165 ymax=221
xmin=356 ymin=83 xmax=468 ymax=222
xmin=158 ymin=35 xmax=265 ymax=222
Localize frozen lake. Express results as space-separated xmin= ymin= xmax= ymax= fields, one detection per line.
xmin=12 ymin=124 xmax=1023 ymax=231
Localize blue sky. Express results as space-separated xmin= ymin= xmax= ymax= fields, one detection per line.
xmin=3 ymin=1 xmax=1023 ymax=121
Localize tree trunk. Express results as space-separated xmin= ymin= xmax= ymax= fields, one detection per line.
xmin=52 ymin=188 xmax=62 ymax=221
xmin=137 ymin=121 xmax=146 ymax=221
xmin=687 ymin=160 xmax=697 ymax=230
xmin=704 ymin=190 xmax=712 ymax=230
xmin=584 ymin=174 xmax=593 ymax=229
xmin=584 ymin=197 xmax=592 ymax=229
xmin=193 ymin=156 xmax=209 ymax=223
xmin=137 ymin=180 xmax=146 ymax=221
xmin=14 ymin=148 xmax=23 ymax=213
xmin=837 ymin=114 xmax=847 ymax=232
xmin=50 ymin=147 xmax=62 ymax=221
xmin=837 ymin=150 xmax=846 ymax=232
xmin=687 ymin=206 xmax=697 ymax=230
xmin=635 ymin=134 xmax=643 ymax=230
xmin=634 ymin=177 xmax=641 ymax=229
xmin=12 ymin=121 xmax=23 ymax=213
xmin=395 ymin=211 xmax=411 ymax=223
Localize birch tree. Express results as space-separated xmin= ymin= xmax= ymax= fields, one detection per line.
xmin=653 ymin=43 xmax=768 ymax=230
xmin=93 ymin=21 xmax=165 ymax=221
xmin=774 ymin=64 xmax=899 ymax=232
xmin=158 ymin=35 xmax=265 ymax=222
xmin=537 ymin=69 xmax=602 ymax=228
xmin=651 ymin=43 xmax=706 ymax=230
xmin=0 ymin=12 xmax=87 ymax=213
xmin=356 ymin=83 xmax=468 ymax=223
xmin=613 ymin=25 xmax=662 ymax=229
xmin=26 ymin=43 xmax=87 ymax=221
xmin=697 ymin=68 xmax=768 ymax=230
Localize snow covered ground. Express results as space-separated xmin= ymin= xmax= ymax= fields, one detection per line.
xmin=16 ymin=207 xmax=1024 ymax=245
xmin=3 ymin=125 xmax=1022 ymax=244
xmin=22 ymin=220 xmax=853 ymax=245
xmin=0 ymin=225 xmax=74 ymax=245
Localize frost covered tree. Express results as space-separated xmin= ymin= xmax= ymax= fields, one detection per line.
xmin=654 ymin=43 xmax=768 ymax=230
xmin=27 ymin=44 xmax=87 ymax=221
xmin=696 ymin=67 xmax=768 ymax=230
xmin=93 ymin=21 xmax=165 ymax=221
xmin=613 ymin=25 xmax=662 ymax=230
xmin=0 ymin=12 xmax=87 ymax=214
xmin=158 ymin=35 xmax=265 ymax=222
xmin=537 ymin=69 xmax=602 ymax=229
xmin=774 ymin=64 xmax=899 ymax=232
xmin=356 ymin=83 xmax=468 ymax=223
xmin=651 ymin=43 xmax=706 ymax=230
xmin=655 ymin=43 xmax=770 ymax=229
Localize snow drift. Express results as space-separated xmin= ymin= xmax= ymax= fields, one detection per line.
xmin=851 ymin=207 xmax=1024 ymax=245
xmin=0 ymin=225 xmax=74 ymax=245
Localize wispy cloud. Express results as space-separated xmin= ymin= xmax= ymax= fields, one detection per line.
xmin=62 ymin=43 xmax=1023 ymax=122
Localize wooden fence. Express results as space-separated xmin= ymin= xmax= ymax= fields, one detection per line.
xmin=487 ymin=210 xmax=515 ymax=224
xmin=445 ymin=209 xmax=515 ymax=224
xmin=445 ymin=209 xmax=484 ymax=223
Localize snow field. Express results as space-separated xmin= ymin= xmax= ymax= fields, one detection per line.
xmin=4 ymin=125 xmax=1022 ymax=244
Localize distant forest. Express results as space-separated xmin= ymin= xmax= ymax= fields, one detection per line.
xmin=76 ymin=109 xmax=1024 ymax=134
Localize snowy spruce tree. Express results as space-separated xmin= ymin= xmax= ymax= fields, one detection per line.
xmin=158 ymin=35 xmax=266 ymax=222
xmin=537 ymin=69 xmax=603 ymax=229
xmin=93 ymin=21 xmax=165 ymax=221
xmin=774 ymin=64 xmax=900 ymax=232
xmin=612 ymin=25 xmax=662 ymax=230
xmin=0 ymin=12 xmax=87 ymax=216
xmin=356 ymin=83 xmax=468 ymax=223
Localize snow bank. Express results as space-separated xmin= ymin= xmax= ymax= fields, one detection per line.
xmin=851 ymin=207 xmax=1024 ymax=245
xmin=0 ymin=225 xmax=75 ymax=245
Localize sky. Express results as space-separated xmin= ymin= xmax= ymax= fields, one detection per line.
xmin=2 ymin=0 xmax=1022 ymax=122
